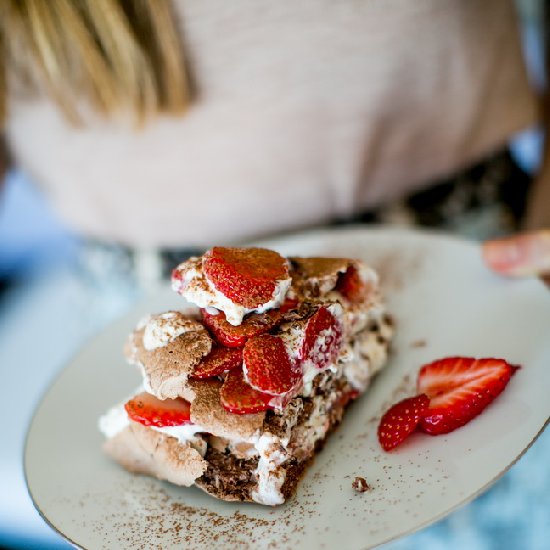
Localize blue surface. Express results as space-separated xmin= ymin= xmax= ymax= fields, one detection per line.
xmin=0 ymin=170 xmax=77 ymax=279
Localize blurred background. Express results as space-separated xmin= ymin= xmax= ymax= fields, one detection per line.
xmin=0 ymin=0 xmax=548 ymax=548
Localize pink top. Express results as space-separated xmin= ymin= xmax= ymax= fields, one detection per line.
xmin=5 ymin=0 xmax=536 ymax=247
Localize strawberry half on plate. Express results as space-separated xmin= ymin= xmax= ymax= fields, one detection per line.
xmin=418 ymin=356 xmax=519 ymax=436
xmin=378 ymin=356 xmax=520 ymax=451
xmin=378 ymin=394 xmax=430 ymax=451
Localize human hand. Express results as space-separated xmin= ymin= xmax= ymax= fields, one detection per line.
xmin=482 ymin=230 xmax=550 ymax=286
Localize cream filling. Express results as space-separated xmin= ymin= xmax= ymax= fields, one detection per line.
xmin=173 ymin=262 xmax=291 ymax=326
xmin=250 ymin=434 xmax=288 ymax=505
xmin=99 ymin=401 xmax=209 ymax=456
xmin=342 ymin=312 xmax=393 ymax=391
xmin=141 ymin=312 xmax=200 ymax=351
xmin=99 ymin=404 xmax=130 ymax=439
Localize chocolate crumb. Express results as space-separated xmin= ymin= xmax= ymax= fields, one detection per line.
xmin=382 ymin=313 xmax=394 ymax=327
xmin=352 ymin=477 xmax=370 ymax=493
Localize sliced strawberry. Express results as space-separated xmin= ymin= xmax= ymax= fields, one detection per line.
xmin=220 ymin=368 xmax=273 ymax=414
xmin=243 ymin=334 xmax=302 ymax=395
xmin=266 ymin=391 xmax=294 ymax=412
xmin=336 ymin=265 xmax=368 ymax=303
xmin=301 ymin=306 xmax=343 ymax=369
xmin=279 ymin=297 xmax=300 ymax=314
xmin=191 ymin=346 xmax=242 ymax=379
xmin=378 ymin=394 xmax=430 ymax=451
xmin=203 ymin=247 xmax=289 ymax=308
xmin=417 ymin=357 xmax=519 ymax=435
xmin=124 ymin=392 xmax=192 ymax=427
xmin=201 ymin=308 xmax=281 ymax=348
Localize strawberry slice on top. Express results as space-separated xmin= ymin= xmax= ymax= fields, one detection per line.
xmin=125 ymin=392 xmax=192 ymax=427
xmin=201 ymin=308 xmax=282 ymax=348
xmin=301 ymin=305 xmax=343 ymax=369
xmin=220 ymin=368 xmax=273 ymax=414
xmin=417 ymin=356 xmax=519 ymax=435
xmin=203 ymin=247 xmax=290 ymax=309
xmin=243 ymin=334 xmax=302 ymax=395
xmin=191 ymin=346 xmax=243 ymax=380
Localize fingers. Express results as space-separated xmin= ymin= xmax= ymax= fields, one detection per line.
xmin=482 ymin=230 xmax=550 ymax=277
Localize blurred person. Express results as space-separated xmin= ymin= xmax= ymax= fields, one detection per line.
xmin=484 ymin=230 xmax=550 ymax=279
xmin=0 ymin=1 xmax=549 ymax=549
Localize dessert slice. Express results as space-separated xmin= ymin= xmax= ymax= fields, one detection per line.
xmin=100 ymin=247 xmax=394 ymax=505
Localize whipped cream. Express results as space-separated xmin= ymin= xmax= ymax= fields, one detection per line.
xmin=291 ymin=395 xmax=331 ymax=458
xmin=98 ymin=401 xmax=208 ymax=456
xmin=142 ymin=312 xmax=200 ymax=350
xmin=154 ymin=424 xmax=208 ymax=456
xmin=252 ymin=434 xmax=289 ymax=505
xmin=342 ymin=312 xmax=393 ymax=390
xmin=357 ymin=263 xmax=379 ymax=288
xmin=172 ymin=258 xmax=291 ymax=326
xmin=99 ymin=404 xmax=130 ymax=439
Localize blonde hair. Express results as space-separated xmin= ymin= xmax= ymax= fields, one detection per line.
xmin=0 ymin=0 xmax=190 ymax=125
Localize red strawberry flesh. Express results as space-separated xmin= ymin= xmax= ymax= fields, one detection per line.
xmin=417 ymin=356 xmax=519 ymax=435
xmin=124 ymin=392 xmax=192 ymax=427
xmin=203 ymin=247 xmax=289 ymax=309
xmin=201 ymin=308 xmax=281 ymax=348
xmin=378 ymin=394 xmax=430 ymax=451
xmin=243 ymin=334 xmax=302 ymax=395
xmin=279 ymin=297 xmax=300 ymax=314
xmin=336 ymin=264 xmax=369 ymax=303
xmin=301 ymin=306 xmax=343 ymax=369
xmin=220 ymin=368 xmax=273 ymax=414
xmin=191 ymin=346 xmax=242 ymax=379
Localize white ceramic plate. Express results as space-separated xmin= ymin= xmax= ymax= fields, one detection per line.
xmin=25 ymin=227 xmax=550 ymax=549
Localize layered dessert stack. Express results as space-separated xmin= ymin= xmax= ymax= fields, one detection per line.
xmin=100 ymin=247 xmax=393 ymax=505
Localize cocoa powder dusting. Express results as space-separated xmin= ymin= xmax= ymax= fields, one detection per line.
xmin=84 ymin=479 xmax=325 ymax=548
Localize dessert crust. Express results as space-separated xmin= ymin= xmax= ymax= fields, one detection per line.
xmin=187 ymin=379 xmax=265 ymax=441
xmin=290 ymin=257 xmax=350 ymax=280
xmin=289 ymin=257 xmax=351 ymax=297
xmin=103 ymin=421 xmax=207 ymax=487
xmin=124 ymin=317 xmax=265 ymax=441
xmin=194 ymin=448 xmax=258 ymax=502
xmin=125 ymin=318 xmax=212 ymax=400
